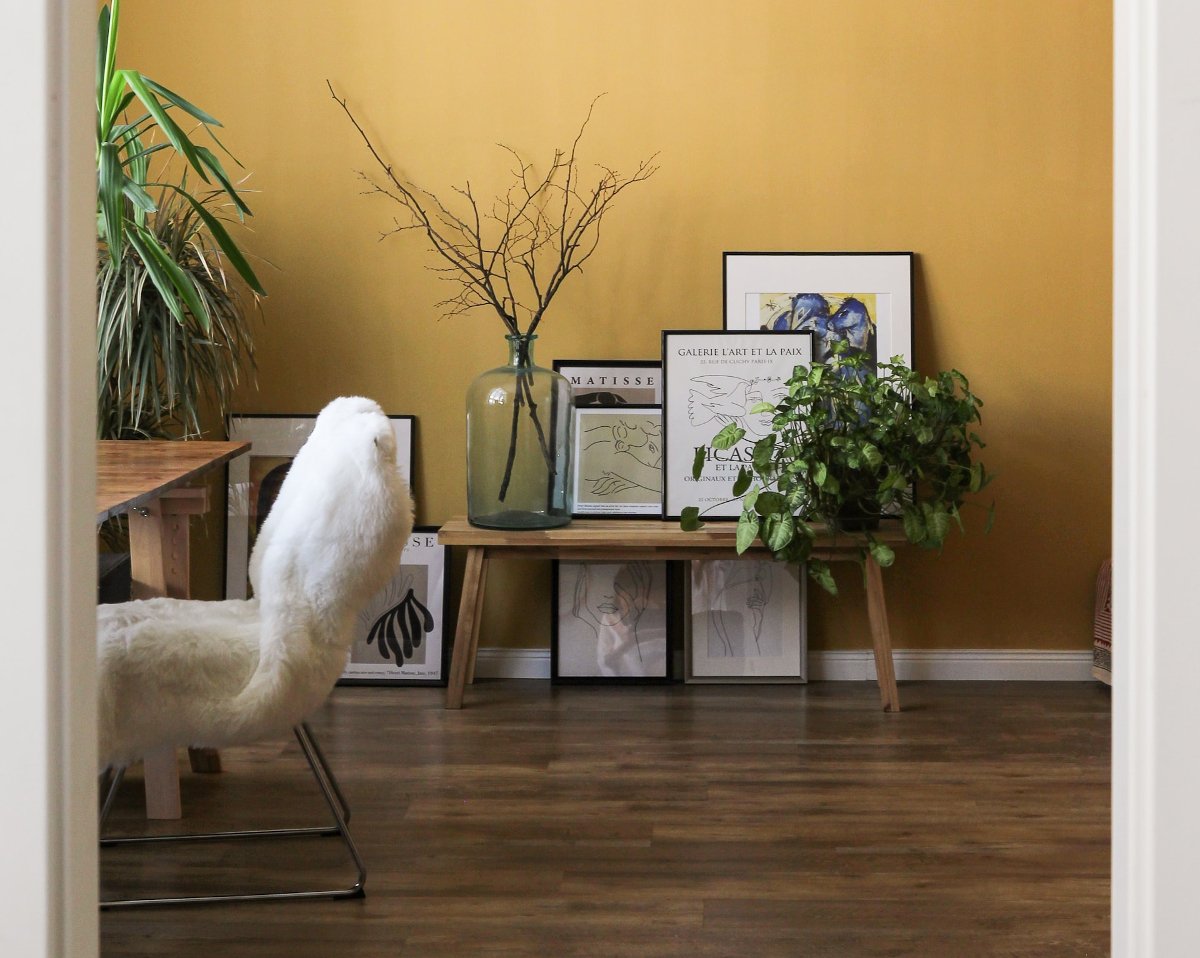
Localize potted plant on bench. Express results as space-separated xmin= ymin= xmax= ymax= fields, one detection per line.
xmin=683 ymin=343 xmax=994 ymax=594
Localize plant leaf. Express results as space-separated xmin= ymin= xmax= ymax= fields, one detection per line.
xmin=868 ymin=540 xmax=896 ymax=567
xmin=123 ymin=70 xmax=210 ymax=183
xmin=809 ymin=560 xmax=838 ymax=595
xmin=735 ymin=512 xmax=760 ymax=553
xmin=176 ymin=188 xmax=266 ymax=294
xmin=763 ymin=510 xmax=795 ymax=552
xmin=691 ymin=445 xmax=706 ymax=480
xmin=711 ymin=423 xmax=746 ymax=450
xmin=731 ymin=466 xmax=752 ymax=497
xmin=754 ymin=491 xmax=787 ymax=516
xmin=680 ymin=506 xmax=703 ymax=532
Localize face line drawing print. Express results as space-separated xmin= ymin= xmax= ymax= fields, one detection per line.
xmin=687 ymin=375 xmax=788 ymax=442
xmin=707 ymin=562 xmax=775 ymax=658
xmin=579 ymin=414 xmax=663 ymax=499
xmin=566 ymin=561 xmax=661 ymax=677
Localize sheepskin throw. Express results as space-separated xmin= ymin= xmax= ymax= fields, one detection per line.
xmin=97 ymin=397 xmax=414 ymax=770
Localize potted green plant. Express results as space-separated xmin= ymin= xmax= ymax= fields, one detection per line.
xmin=96 ymin=0 xmax=265 ymax=439
xmin=683 ymin=344 xmax=994 ymax=594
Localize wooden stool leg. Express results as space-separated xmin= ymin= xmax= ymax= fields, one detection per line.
xmin=142 ymin=746 xmax=182 ymax=820
xmin=864 ymin=557 xmax=901 ymax=712
xmin=465 ymin=556 xmax=490 ymax=685
xmin=446 ymin=547 xmax=487 ymax=709
xmin=188 ymin=748 xmax=222 ymax=773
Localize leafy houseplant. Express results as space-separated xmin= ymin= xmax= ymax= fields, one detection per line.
xmin=684 ymin=345 xmax=994 ymax=594
xmin=96 ymin=0 xmax=265 ymax=439
xmin=329 ymin=88 xmax=657 ymax=527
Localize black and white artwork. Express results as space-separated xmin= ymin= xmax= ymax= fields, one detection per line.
xmin=552 ymin=560 xmax=672 ymax=683
xmin=572 ymin=405 xmax=663 ymax=517
xmin=341 ymin=527 xmax=448 ymax=686
xmin=225 ymin=413 xmax=415 ymax=600
xmin=661 ymin=330 xmax=812 ymax=520
xmin=687 ymin=559 xmax=806 ymax=683
xmin=553 ymin=359 xmax=662 ymax=405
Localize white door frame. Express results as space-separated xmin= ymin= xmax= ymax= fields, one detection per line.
xmin=0 ymin=1 xmax=97 ymax=956
xmin=1113 ymin=0 xmax=1200 ymax=953
xmin=0 ymin=0 xmax=1190 ymax=954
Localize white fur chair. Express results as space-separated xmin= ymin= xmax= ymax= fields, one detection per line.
xmin=98 ymin=397 xmax=413 ymax=908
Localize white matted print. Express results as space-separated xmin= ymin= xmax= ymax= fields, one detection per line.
xmin=225 ymin=413 xmax=414 ymax=600
xmin=661 ymin=329 xmax=812 ymax=521
xmin=687 ymin=560 xmax=806 ymax=683
xmin=553 ymin=359 xmax=662 ymax=405
xmin=723 ymin=252 xmax=913 ymax=372
xmin=552 ymin=560 xmax=672 ymax=682
xmin=572 ymin=405 xmax=662 ymax=517
xmin=341 ymin=528 xmax=447 ymax=685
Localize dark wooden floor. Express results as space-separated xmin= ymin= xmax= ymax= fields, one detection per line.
xmin=100 ymin=681 xmax=1111 ymax=958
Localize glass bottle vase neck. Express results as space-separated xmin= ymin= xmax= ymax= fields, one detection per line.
xmin=505 ymin=333 xmax=537 ymax=368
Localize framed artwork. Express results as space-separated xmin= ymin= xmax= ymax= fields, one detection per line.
xmin=723 ymin=252 xmax=914 ymax=371
xmin=661 ymin=329 xmax=813 ymax=521
xmin=224 ymin=413 xmax=414 ymax=600
xmin=340 ymin=527 xmax=449 ymax=686
xmin=552 ymin=560 xmax=673 ymax=683
xmin=686 ymin=559 xmax=807 ymax=683
xmin=553 ymin=359 xmax=662 ymax=405
xmin=572 ymin=404 xmax=663 ymax=518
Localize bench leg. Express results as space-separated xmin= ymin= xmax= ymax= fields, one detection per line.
xmin=446 ymin=547 xmax=487 ymax=709
xmin=864 ymin=557 xmax=901 ymax=712
xmin=466 ymin=555 xmax=490 ymax=685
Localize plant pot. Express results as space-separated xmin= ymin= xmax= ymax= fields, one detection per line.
xmin=835 ymin=499 xmax=881 ymax=532
xmin=466 ymin=334 xmax=574 ymax=529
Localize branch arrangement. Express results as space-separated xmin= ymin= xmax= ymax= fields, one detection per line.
xmin=328 ymin=84 xmax=658 ymax=335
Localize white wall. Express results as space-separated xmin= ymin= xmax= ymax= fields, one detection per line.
xmin=0 ymin=1 xmax=97 ymax=956
xmin=1113 ymin=0 xmax=1200 ymax=954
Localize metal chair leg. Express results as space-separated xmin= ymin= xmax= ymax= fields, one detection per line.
xmin=99 ymin=724 xmax=365 ymax=908
xmin=300 ymin=720 xmax=351 ymax=824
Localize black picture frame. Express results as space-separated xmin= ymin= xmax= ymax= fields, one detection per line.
xmin=553 ymin=358 xmax=662 ymax=405
xmin=551 ymin=559 xmax=674 ymax=684
xmin=224 ymin=412 xmax=416 ymax=600
xmin=660 ymin=329 xmax=813 ymax=522
xmin=571 ymin=403 xmax=664 ymax=519
xmin=722 ymin=250 xmax=915 ymax=370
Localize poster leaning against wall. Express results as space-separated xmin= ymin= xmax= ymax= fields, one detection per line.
xmin=340 ymin=526 xmax=449 ymax=686
xmin=225 ymin=411 xmax=414 ymax=596
xmin=661 ymin=329 xmax=812 ymax=521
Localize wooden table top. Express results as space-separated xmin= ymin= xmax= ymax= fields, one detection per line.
xmin=96 ymin=440 xmax=250 ymax=522
xmin=437 ymin=516 xmax=906 ymax=561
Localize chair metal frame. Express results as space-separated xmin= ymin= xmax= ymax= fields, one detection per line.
xmin=98 ymin=721 xmax=365 ymax=908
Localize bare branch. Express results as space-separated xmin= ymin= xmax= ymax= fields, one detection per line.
xmin=330 ymin=82 xmax=656 ymax=336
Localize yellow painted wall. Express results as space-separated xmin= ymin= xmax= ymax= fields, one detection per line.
xmin=122 ymin=0 xmax=1111 ymax=652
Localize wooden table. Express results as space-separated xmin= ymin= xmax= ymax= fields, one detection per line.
xmin=97 ymin=440 xmax=250 ymax=818
xmin=437 ymin=517 xmax=905 ymax=712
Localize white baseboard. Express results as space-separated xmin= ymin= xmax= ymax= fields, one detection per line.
xmin=472 ymin=647 xmax=1097 ymax=682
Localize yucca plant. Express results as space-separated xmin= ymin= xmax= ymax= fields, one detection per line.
xmin=96 ymin=0 xmax=265 ymax=438
xmin=98 ymin=184 xmax=258 ymax=439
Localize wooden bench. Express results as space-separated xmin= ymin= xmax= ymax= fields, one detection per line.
xmin=437 ymin=518 xmax=905 ymax=711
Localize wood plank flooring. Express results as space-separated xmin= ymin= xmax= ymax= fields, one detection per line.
xmin=100 ymin=681 xmax=1111 ymax=957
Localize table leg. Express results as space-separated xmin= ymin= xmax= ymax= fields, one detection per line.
xmin=446 ymin=547 xmax=487 ymax=709
xmin=465 ymin=555 xmax=490 ymax=685
xmin=863 ymin=556 xmax=901 ymax=712
xmin=141 ymin=746 xmax=182 ymax=819
xmin=128 ymin=495 xmax=196 ymax=818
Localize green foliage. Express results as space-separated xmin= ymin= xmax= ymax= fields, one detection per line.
xmin=95 ymin=0 xmax=264 ymax=438
xmin=97 ymin=185 xmax=258 ymax=439
xmin=687 ymin=344 xmax=995 ymax=594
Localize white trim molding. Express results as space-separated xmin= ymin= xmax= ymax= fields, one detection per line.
xmin=1113 ymin=0 xmax=1200 ymax=953
xmin=474 ymin=648 xmax=1096 ymax=683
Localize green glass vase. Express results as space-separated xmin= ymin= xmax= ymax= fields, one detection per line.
xmin=466 ymin=334 xmax=573 ymax=529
